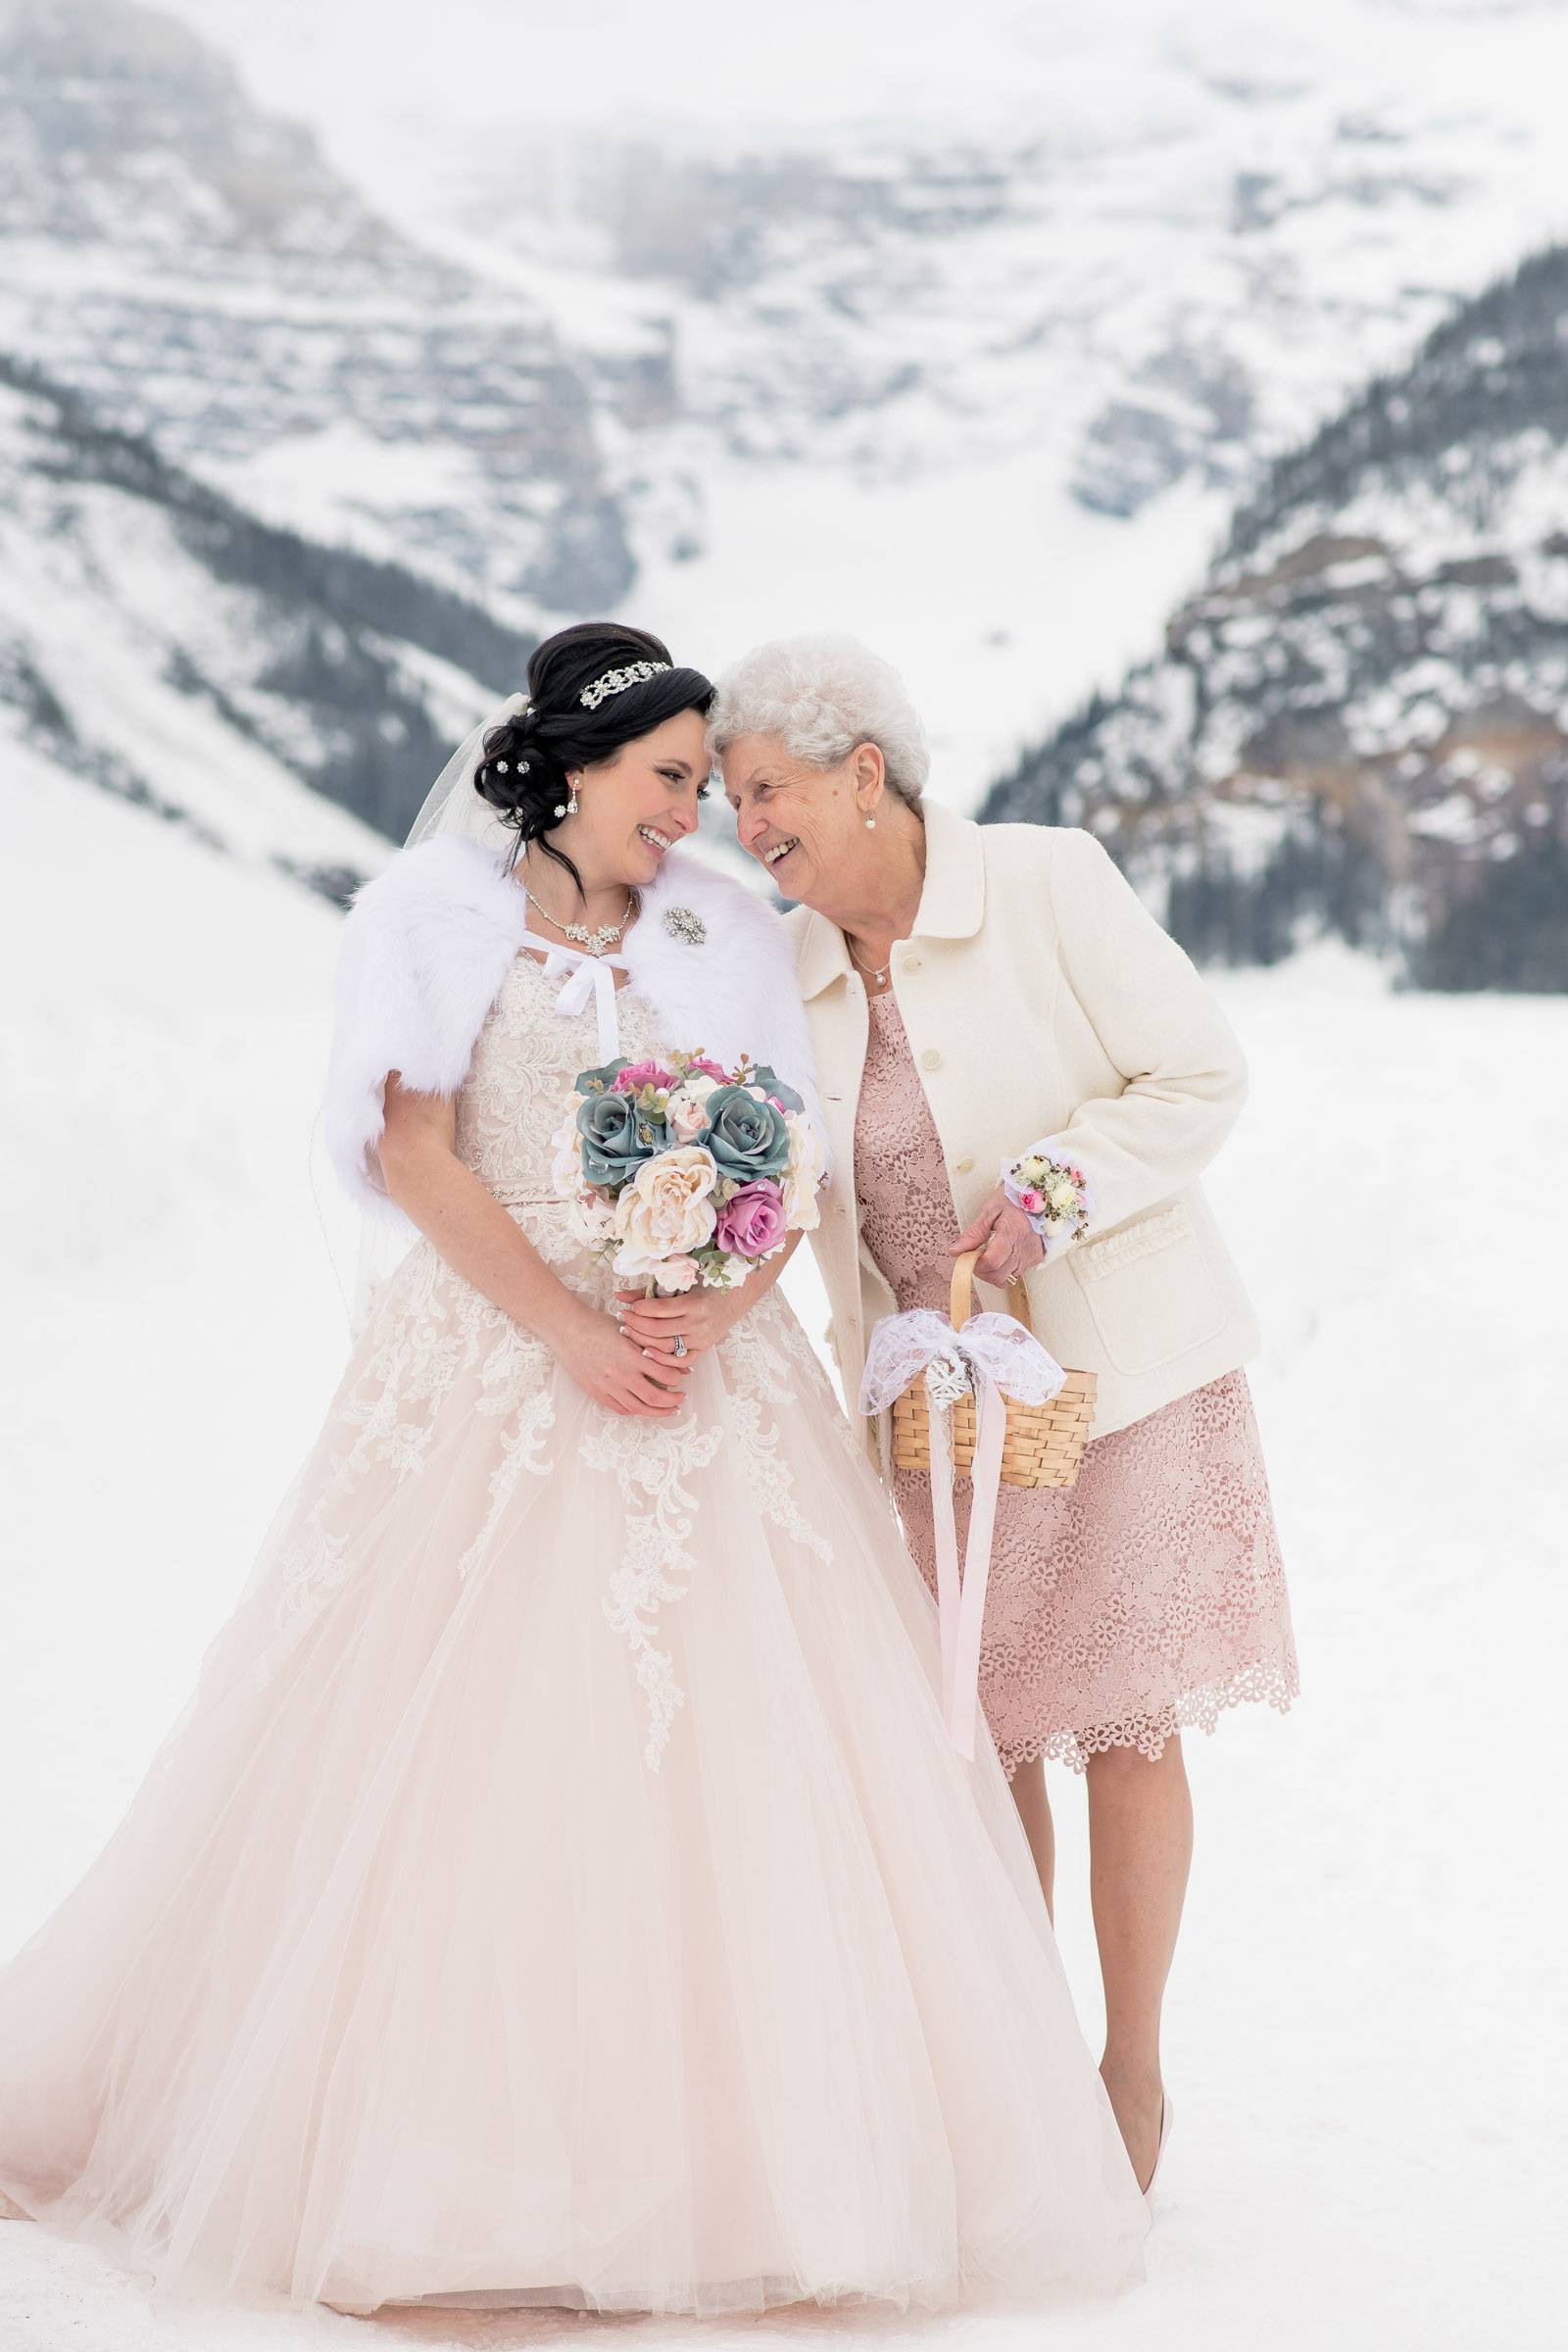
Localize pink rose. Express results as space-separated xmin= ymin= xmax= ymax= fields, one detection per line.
xmin=684 ymin=1055 xmax=728 ymax=1081
xmin=657 ymin=1254 xmax=700 ymax=1294
xmin=713 ymin=1178 xmax=787 ymax=1258
xmin=612 ymin=1058 xmax=675 ymax=1093
xmin=1018 ymin=1187 xmax=1045 ymax=1214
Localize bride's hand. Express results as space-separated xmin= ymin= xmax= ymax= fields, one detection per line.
xmin=614 ymin=1284 xmax=741 ymax=1364
xmin=558 ymin=1305 xmax=690 ymax=1416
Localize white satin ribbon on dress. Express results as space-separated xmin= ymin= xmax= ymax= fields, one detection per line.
xmin=859 ymin=1308 xmax=1067 ymax=1762
xmin=517 ymin=930 xmax=630 ymax=1065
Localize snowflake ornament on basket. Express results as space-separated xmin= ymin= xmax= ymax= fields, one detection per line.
xmin=923 ymin=1349 xmax=973 ymax=1410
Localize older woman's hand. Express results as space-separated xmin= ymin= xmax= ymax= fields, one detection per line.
xmin=950 ymin=1187 xmax=1046 ymax=1290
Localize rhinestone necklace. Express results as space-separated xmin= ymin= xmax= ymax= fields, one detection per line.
xmin=521 ymin=862 xmax=635 ymax=956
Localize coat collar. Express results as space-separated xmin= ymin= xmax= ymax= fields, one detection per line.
xmin=795 ymin=796 xmax=986 ymax=1002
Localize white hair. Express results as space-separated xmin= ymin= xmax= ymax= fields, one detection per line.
xmin=707 ymin=633 xmax=929 ymax=807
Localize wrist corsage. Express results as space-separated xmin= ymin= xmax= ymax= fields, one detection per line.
xmin=1001 ymin=1142 xmax=1094 ymax=1258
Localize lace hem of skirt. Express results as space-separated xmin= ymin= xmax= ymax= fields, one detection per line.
xmin=997 ymin=1655 xmax=1301 ymax=1780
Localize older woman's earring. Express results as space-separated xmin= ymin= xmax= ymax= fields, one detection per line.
xmin=865 ymin=814 xmax=876 ymax=829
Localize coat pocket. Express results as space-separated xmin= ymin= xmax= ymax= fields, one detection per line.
xmin=1068 ymin=1200 xmax=1226 ymax=1376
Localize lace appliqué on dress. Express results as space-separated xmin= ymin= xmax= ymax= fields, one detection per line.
xmin=583 ymin=1408 xmax=725 ymax=1770
xmin=258 ymin=1246 xmax=554 ymax=1690
xmin=719 ymin=1296 xmax=834 ymax=1565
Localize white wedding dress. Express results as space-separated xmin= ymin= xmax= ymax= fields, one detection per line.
xmin=0 ymin=948 xmax=1148 ymax=2317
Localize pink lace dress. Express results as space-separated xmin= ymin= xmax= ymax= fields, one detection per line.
xmin=855 ymin=989 xmax=1299 ymax=1777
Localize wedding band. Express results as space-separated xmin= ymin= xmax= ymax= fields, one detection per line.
xmin=672 ymin=1334 xmax=688 ymax=1358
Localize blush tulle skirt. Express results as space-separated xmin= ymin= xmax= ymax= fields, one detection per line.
xmin=0 ymin=1246 xmax=1147 ymax=2318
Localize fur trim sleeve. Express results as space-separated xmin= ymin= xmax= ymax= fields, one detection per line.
xmin=624 ymin=852 xmax=833 ymax=1173
xmin=321 ymin=835 xmax=528 ymax=1223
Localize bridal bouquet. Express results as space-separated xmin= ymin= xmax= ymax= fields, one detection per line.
xmin=552 ymin=1050 xmax=826 ymax=1294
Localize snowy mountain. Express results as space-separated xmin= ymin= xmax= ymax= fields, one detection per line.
xmin=366 ymin=0 xmax=1568 ymax=780
xmin=8 ymin=0 xmax=1568 ymax=801
xmin=0 ymin=0 xmax=642 ymax=612
xmin=0 ymin=351 xmax=534 ymax=896
xmin=982 ymin=242 xmax=1568 ymax=990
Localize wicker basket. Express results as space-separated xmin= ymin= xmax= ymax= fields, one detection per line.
xmin=889 ymin=1250 xmax=1097 ymax=1491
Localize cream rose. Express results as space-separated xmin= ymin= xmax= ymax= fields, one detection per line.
xmin=701 ymin=1251 xmax=753 ymax=1290
xmin=568 ymin=1188 xmax=616 ymax=1247
xmin=612 ymin=1146 xmax=719 ymax=1280
xmin=780 ymin=1110 xmax=826 ymax=1231
xmin=664 ymin=1085 xmax=713 ymax=1145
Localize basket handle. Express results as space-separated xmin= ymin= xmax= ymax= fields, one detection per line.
xmin=949 ymin=1248 xmax=1035 ymax=1335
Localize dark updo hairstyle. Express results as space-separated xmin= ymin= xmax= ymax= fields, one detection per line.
xmin=474 ymin=621 xmax=713 ymax=895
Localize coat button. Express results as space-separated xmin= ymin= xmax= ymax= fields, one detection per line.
xmin=956 ymin=1155 xmax=974 ymax=1174
xmin=920 ymin=1048 xmax=941 ymax=1071
xmin=904 ymin=954 xmax=921 ymax=973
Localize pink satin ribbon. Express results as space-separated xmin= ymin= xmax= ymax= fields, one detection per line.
xmin=926 ymin=1374 xmax=1007 ymax=1761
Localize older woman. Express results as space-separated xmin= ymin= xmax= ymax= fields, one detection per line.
xmin=710 ymin=635 xmax=1298 ymax=2194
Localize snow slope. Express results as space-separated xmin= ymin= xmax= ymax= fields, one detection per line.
xmin=2 ymin=768 xmax=1564 ymax=2348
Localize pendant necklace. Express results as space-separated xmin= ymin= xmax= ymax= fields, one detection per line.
xmin=847 ymin=936 xmax=891 ymax=988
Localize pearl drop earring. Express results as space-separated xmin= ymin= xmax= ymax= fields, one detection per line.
xmin=865 ymin=814 xmax=876 ymax=829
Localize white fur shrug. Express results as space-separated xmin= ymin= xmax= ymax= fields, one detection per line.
xmin=323 ymin=834 xmax=827 ymax=1232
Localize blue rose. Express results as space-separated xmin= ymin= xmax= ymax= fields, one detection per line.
xmin=575 ymin=1089 xmax=664 ymax=1188
xmin=749 ymin=1063 xmax=806 ymax=1115
xmin=703 ymin=1084 xmax=791 ymax=1183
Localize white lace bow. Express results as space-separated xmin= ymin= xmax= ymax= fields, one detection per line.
xmin=858 ymin=1308 xmax=1065 ymax=1416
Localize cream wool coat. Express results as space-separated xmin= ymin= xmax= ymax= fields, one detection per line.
xmin=785 ymin=800 xmax=1262 ymax=1474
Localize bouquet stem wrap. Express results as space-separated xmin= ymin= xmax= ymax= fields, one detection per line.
xmin=859 ymin=1304 xmax=1066 ymax=1761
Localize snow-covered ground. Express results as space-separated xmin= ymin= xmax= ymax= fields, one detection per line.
xmin=3 ymin=764 xmax=1564 ymax=2349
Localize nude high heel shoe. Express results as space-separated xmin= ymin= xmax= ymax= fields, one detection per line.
xmin=1144 ymin=2093 xmax=1174 ymax=2199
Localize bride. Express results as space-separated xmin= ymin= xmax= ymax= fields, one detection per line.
xmin=0 ymin=623 xmax=1148 ymax=2319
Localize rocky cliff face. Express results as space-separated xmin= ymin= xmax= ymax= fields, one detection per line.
xmin=0 ymin=350 xmax=534 ymax=898
xmin=983 ymin=244 xmax=1568 ymax=989
xmin=0 ymin=0 xmax=637 ymax=611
